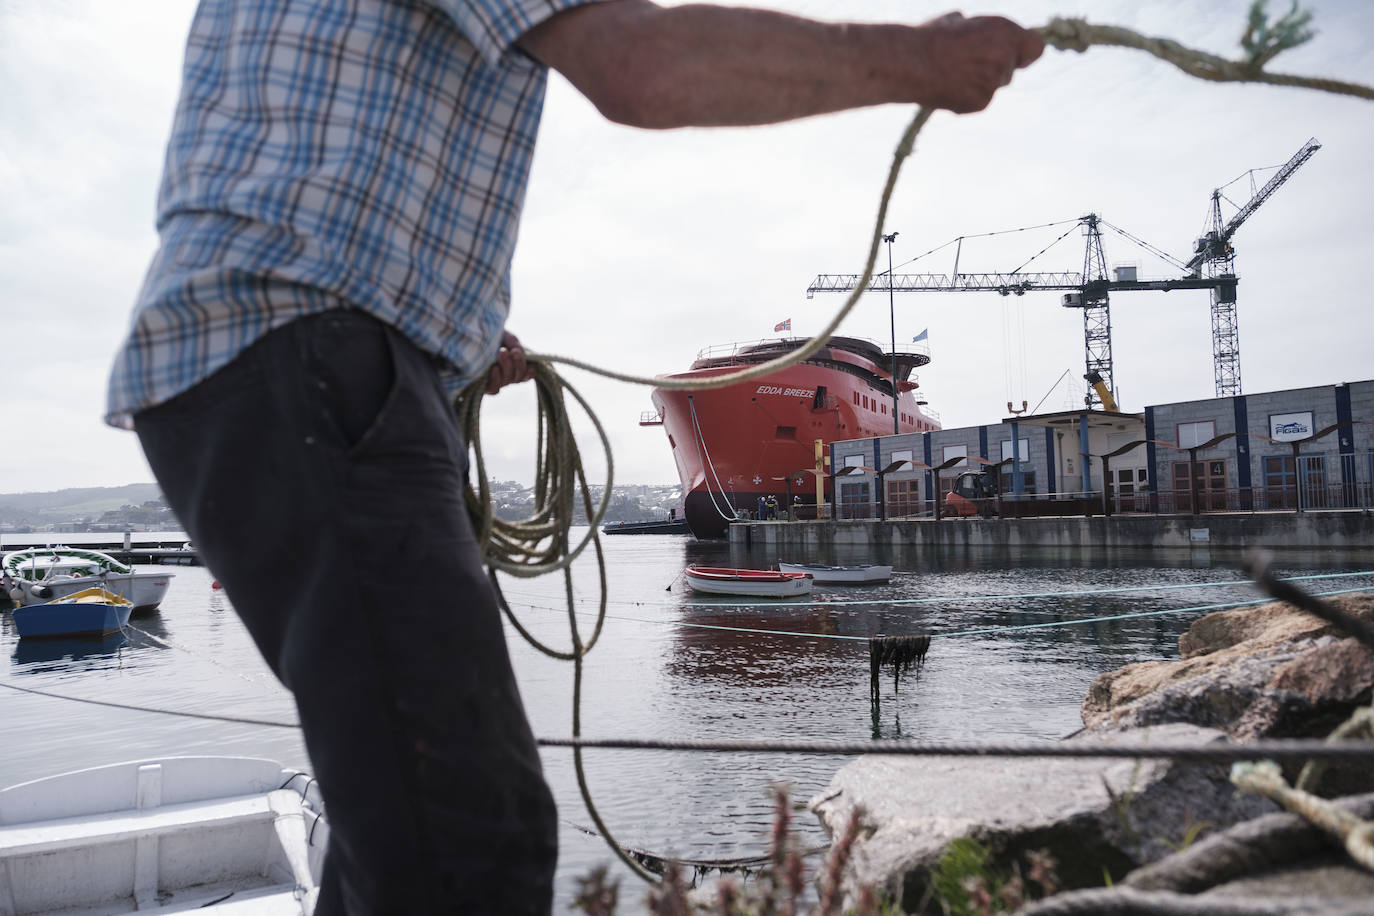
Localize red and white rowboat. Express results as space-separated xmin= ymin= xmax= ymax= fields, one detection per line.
xmin=683 ymin=565 xmax=814 ymax=598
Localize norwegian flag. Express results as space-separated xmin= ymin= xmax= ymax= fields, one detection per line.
xmin=773 ymin=318 xmax=791 ymax=332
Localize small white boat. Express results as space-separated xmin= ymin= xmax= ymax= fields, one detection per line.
xmin=3 ymin=547 xmax=173 ymax=612
xmin=778 ymin=561 xmax=893 ymax=584
xmin=0 ymin=756 xmax=327 ymax=915
xmin=684 ymin=565 xmax=814 ymax=598
xmin=11 ymin=587 xmax=133 ymax=638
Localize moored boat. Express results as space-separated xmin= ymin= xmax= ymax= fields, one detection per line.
xmin=0 ymin=756 xmax=326 ymax=914
xmin=683 ymin=565 xmax=814 ymax=598
xmin=10 ymin=587 xmax=134 ymax=638
xmin=3 ymin=546 xmax=174 ymax=611
xmin=778 ymin=561 xmax=893 ymax=584
xmin=646 ymin=336 xmax=939 ymax=539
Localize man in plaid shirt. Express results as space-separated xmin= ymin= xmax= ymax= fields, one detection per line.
xmin=109 ymin=2 xmax=1041 ymax=911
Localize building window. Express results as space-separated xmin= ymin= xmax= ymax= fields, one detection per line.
xmin=843 ymin=454 xmax=866 ymax=469
xmin=838 ymin=482 xmax=872 ymax=519
xmin=890 ymin=449 xmax=914 ymax=469
xmin=1177 ymin=420 xmax=1216 ymax=449
xmin=998 ymin=469 xmax=1037 ymax=495
xmin=942 ymin=444 xmax=968 ymax=468
xmin=1000 ymin=438 xmax=1031 ymax=463
xmin=1264 ymin=454 xmax=1328 ymax=509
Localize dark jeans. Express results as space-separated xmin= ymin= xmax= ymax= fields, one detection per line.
xmin=135 ymin=310 xmax=557 ymax=914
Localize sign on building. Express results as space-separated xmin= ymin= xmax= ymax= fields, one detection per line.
xmin=1269 ymin=411 xmax=1314 ymax=442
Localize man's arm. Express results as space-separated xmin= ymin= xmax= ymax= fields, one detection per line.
xmin=516 ymin=2 xmax=1043 ymax=129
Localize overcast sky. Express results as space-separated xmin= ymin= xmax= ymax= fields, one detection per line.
xmin=2 ymin=0 xmax=1372 ymax=496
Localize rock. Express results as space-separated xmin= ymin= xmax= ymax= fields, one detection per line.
xmin=807 ymin=723 xmax=1275 ymax=913
xmin=1081 ymin=597 xmax=1374 ymax=746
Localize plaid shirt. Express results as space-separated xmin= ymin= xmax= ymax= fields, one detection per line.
xmin=107 ymin=0 xmax=594 ymax=428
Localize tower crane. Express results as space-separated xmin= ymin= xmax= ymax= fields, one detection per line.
xmin=806 ymin=138 xmax=1321 ymax=407
xmin=806 ymin=213 xmax=1223 ymax=409
xmin=1186 ymin=137 xmax=1321 ymax=396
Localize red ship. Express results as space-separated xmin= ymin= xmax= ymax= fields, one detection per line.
xmin=644 ymin=337 xmax=940 ymax=538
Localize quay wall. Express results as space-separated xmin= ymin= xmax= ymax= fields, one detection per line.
xmin=727 ymin=511 xmax=1374 ymax=552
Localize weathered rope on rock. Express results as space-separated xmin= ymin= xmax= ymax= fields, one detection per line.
xmin=1122 ymin=792 xmax=1374 ymax=893
xmin=1232 ymin=760 xmax=1374 ymax=871
xmin=1297 ymin=706 xmax=1374 ymax=793
xmin=1016 ymin=885 xmax=1359 ymax=915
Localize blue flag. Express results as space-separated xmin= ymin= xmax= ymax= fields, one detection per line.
xmin=912 ymin=328 xmax=928 ymax=343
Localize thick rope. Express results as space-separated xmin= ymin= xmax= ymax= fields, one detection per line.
xmin=1038 ymin=17 xmax=1374 ymax=101
xmin=1018 ymin=886 xmax=1363 ymax=915
xmin=1232 ymin=760 xmax=1374 ymax=870
xmin=1123 ymin=793 xmax=1374 ymax=893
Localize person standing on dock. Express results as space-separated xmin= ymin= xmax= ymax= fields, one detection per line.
xmin=106 ymin=2 xmax=1042 ymax=912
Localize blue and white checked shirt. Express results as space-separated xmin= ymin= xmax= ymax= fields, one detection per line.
xmin=107 ymin=0 xmax=595 ymax=428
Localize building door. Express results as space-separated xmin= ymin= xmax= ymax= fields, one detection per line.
xmin=1114 ymin=468 xmax=1148 ymax=512
xmin=886 ymin=478 xmax=920 ymax=518
xmin=1172 ymin=459 xmax=1227 ymax=512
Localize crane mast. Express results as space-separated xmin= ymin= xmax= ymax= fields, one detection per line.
xmin=1186 ymin=138 xmax=1320 ymax=397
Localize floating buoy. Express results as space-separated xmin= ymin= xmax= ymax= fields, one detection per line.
xmin=211 ymin=580 xmax=223 ymax=590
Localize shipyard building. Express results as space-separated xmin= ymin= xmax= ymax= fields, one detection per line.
xmin=827 ymin=379 xmax=1374 ymax=519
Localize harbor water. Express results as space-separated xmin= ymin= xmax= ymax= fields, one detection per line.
xmin=3 ymin=531 xmax=1373 ymax=912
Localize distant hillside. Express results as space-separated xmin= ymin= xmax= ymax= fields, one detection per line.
xmin=0 ymin=484 xmax=164 ymax=527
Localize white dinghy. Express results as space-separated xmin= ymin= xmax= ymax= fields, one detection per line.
xmin=777 ymin=562 xmax=892 ymax=584
xmin=0 ymin=756 xmax=327 ymax=915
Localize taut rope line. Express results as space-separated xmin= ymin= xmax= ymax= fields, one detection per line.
xmin=451 ymin=2 xmax=1374 ymax=888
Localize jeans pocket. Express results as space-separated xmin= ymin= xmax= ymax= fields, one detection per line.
xmin=298 ymin=310 xmax=399 ymax=455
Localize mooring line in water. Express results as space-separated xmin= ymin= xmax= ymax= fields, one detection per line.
xmin=499 ymin=569 xmax=1374 ymax=612
xmin=500 ymin=586 xmax=1374 ymax=644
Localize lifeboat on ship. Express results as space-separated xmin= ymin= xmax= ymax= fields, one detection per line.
xmin=644 ymin=336 xmax=940 ymax=539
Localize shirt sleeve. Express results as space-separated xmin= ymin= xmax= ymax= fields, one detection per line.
xmin=431 ymin=0 xmax=604 ymax=67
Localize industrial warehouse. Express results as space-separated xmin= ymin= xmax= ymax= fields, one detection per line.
xmin=825 ymin=378 xmax=1374 ymax=522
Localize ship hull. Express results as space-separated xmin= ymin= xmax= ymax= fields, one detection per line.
xmin=651 ymin=347 xmax=936 ymax=539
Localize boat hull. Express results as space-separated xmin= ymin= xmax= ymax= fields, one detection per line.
xmin=683 ymin=566 xmax=815 ymax=598
xmin=4 ymin=548 xmax=174 ymax=611
xmin=0 ymin=756 xmax=326 ymax=914
xmin=778 ymin=562 xmax=893 ymax=584
xmin=650 ymin=339 xmax=937 ymax=539
xmin=12 ymin=601 xmax=133 ymax=638
xmin=13 ymin=571 xmax=172 ymax=611
xmin=11 ymin=588 xmax=135 ymax=638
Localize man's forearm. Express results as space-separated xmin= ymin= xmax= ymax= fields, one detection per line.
xmin=517 ymin=2 xmax=1043 ymax=129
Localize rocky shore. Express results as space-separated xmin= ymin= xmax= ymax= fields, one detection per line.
xmin=809 ymin=594 xmax=1374 ymax=913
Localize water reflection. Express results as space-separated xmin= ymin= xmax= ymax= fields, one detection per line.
xmin=12 ymin=632 xmax=130 ymax=670
xmin=9 ymin=612 xmax=173 ymax=673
